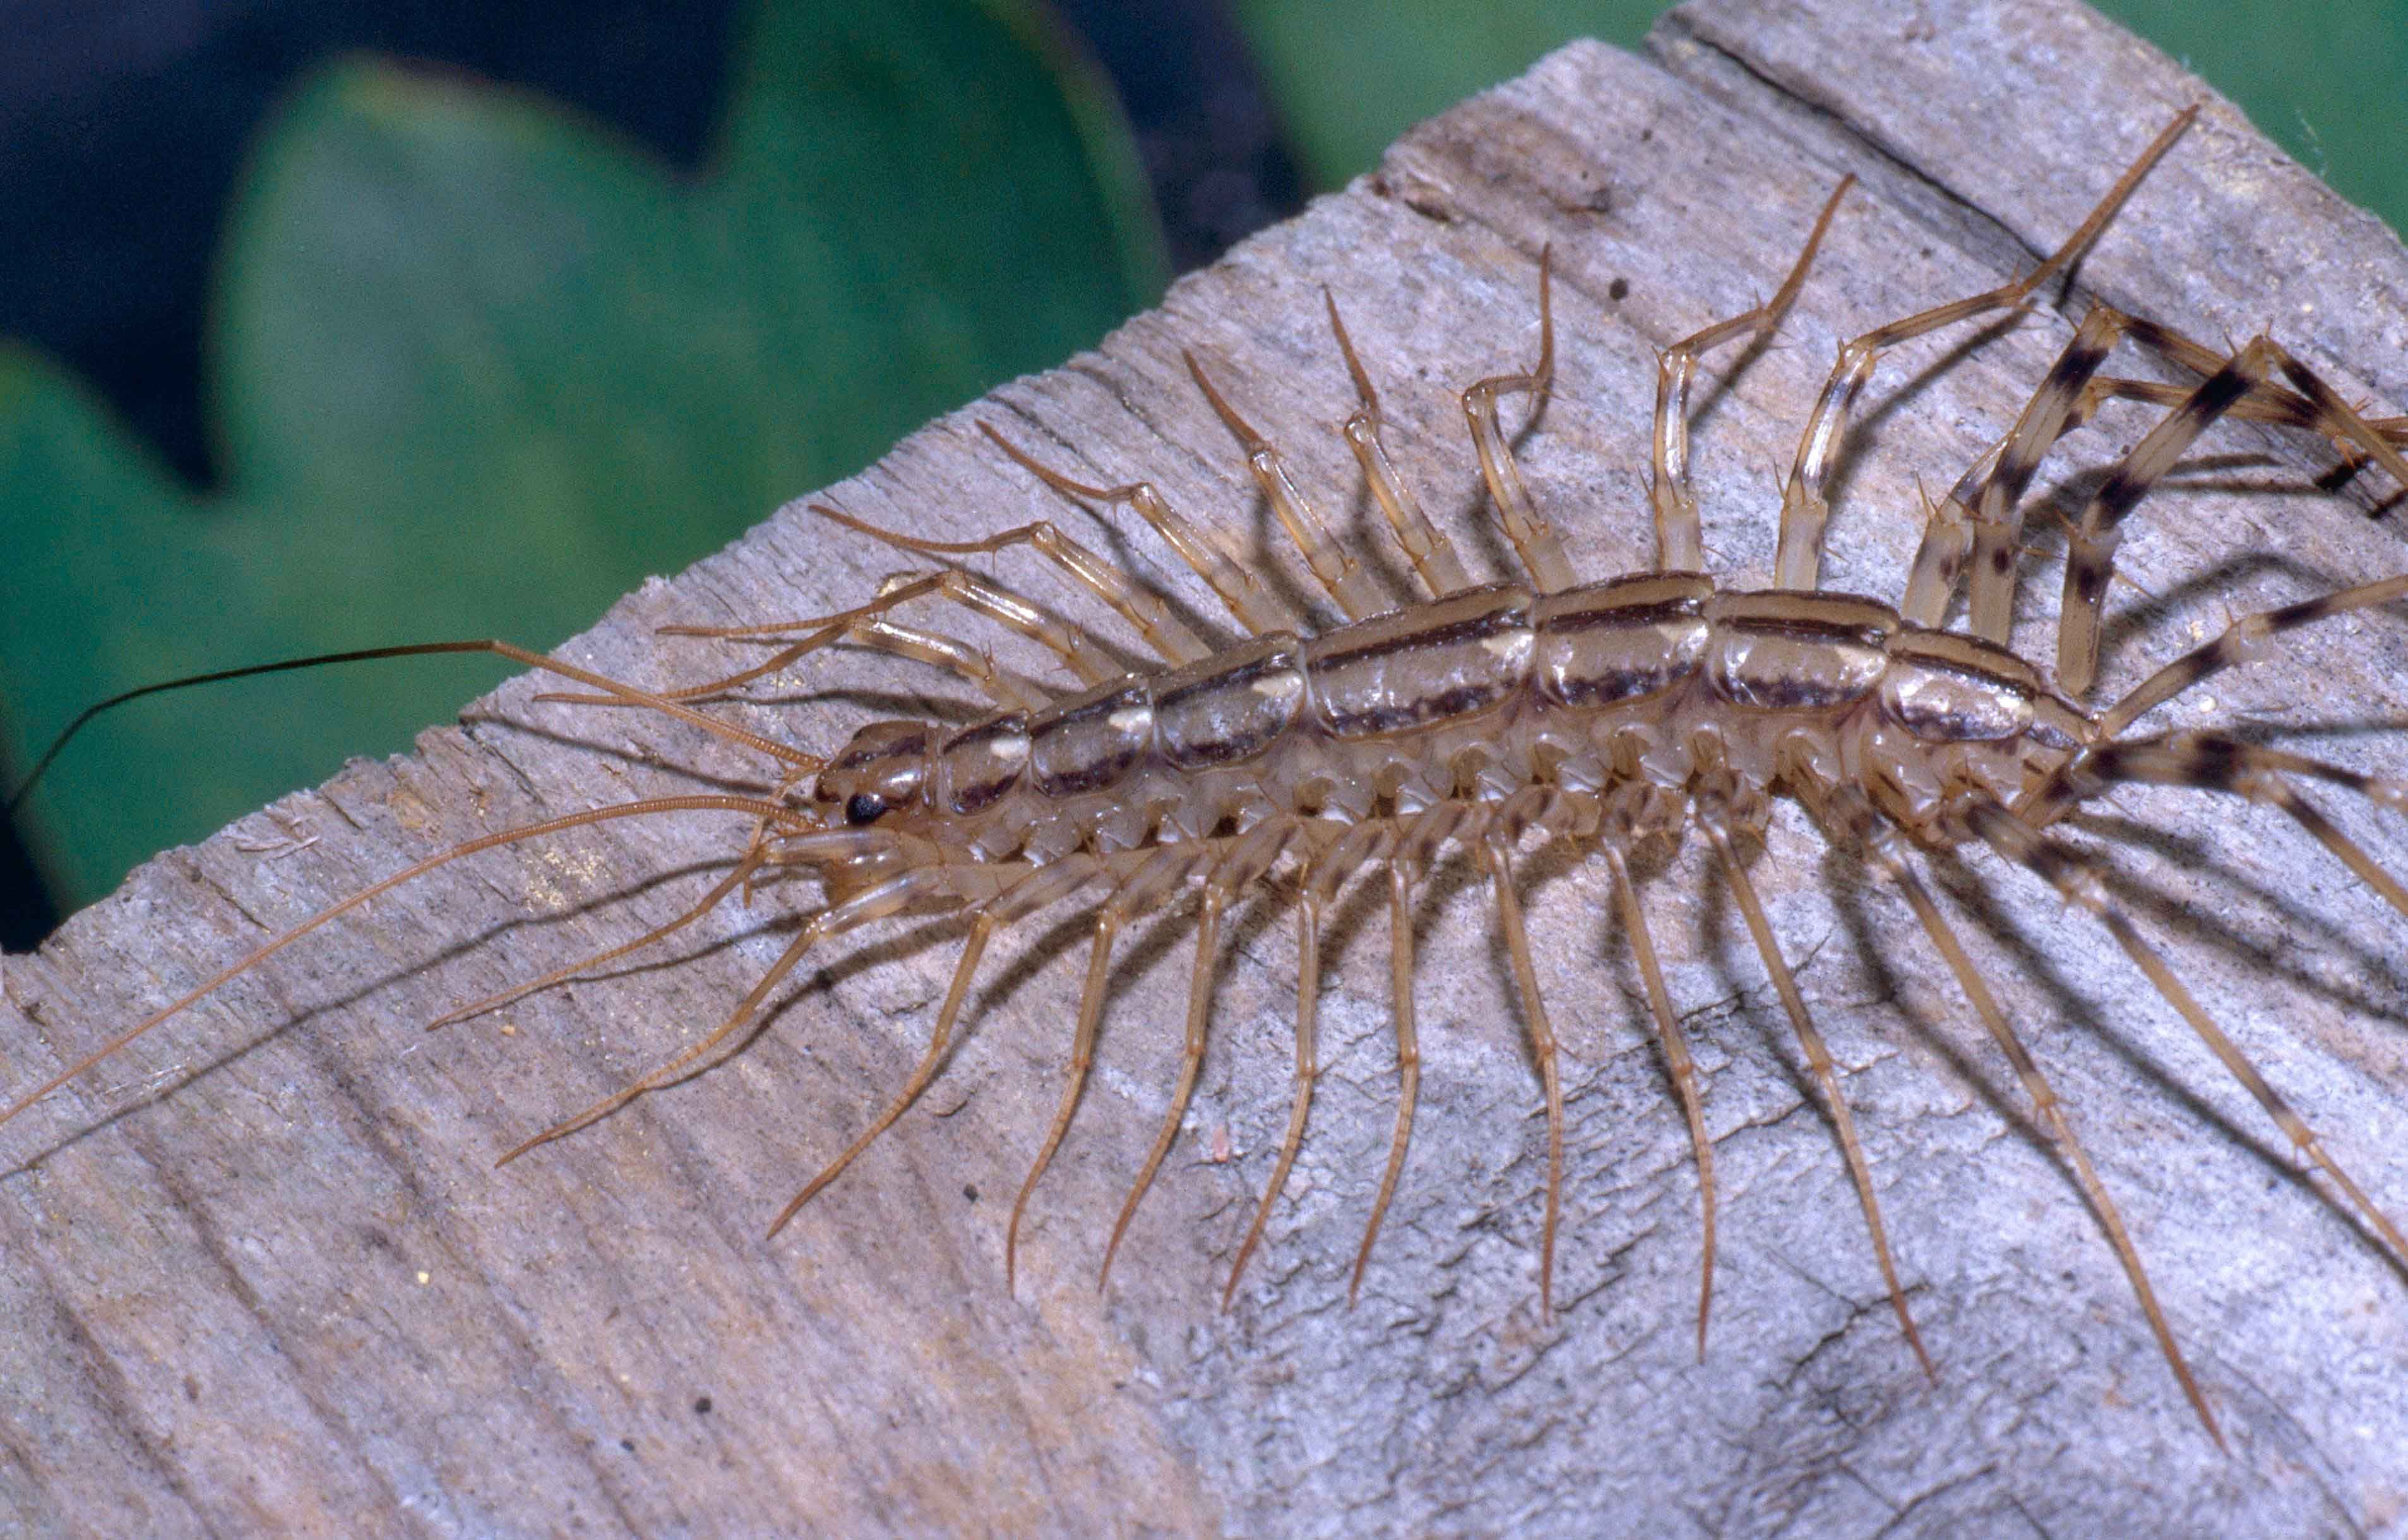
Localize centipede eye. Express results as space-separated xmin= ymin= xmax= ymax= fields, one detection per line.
xmin=844 ymin=792 xmax=890 ymax=827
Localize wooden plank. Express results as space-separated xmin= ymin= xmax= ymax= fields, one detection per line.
xmin=5 ymin=1 xmax=2406 ymax=1531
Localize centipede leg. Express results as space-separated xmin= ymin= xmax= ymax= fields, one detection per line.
xmin=766 ymin=912 xmax=1000 ymax=1236
xmin=2045 ymin=735 xmax=2408 ymax=924
xmin=1602 ymin=840 xmax=1719 ymax=1359
xmin=1773 ymin=108 xmax=2196 ymax=590
xmin=811 ymin=494 xmax=1212 ymax=665
xmin=426 ymin=847 xmax=770 ymax=1030
xmin=1480 ymin=834 xmax=1565 ymax=1322
xmin=1006 ymin=909 xmax=1119 ymax=1294
xmin=1651 ymin=176 xmax=1852 ymax=573
xmin=1350 ymin=856 xmax=1424 ymax=1304
xmin=980 ymin=420 xmax=1301 ymax=636
xmin=1325 ymin=292 xmax=1473 ymax=598
xmin=496 ymin=859 xmax=954 ymax=1169
xmin=1100 ymin=881 xmax=1231 ymax=1292
xmin=1968 ymin=797 xmax=2408 ymax=1270
xmin=664 ymin=556 xmax=1126 ymax=688
xmin=1809 ymin=777 xmax=2218 ymax=1438
xmin=1222 ymin=888 xmax=1323 ymax=1308
xmin=1187 ymin=353 xmax=1386 ymax=620
xmin=1702 ymin=811 xmax=1934 ymax=1376
xmin=1462 ymin=248 xmax=1577 ymax=593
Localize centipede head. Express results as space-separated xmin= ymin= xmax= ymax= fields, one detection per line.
xmin=787 ymin=719 xmax=948 ymax=904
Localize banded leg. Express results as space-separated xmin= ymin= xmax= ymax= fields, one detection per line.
xmin=1806 ymin=773 xmax=2217 ymax=1438
xmin=1967 ymin=796 xmax=2408 ymax=1270
xmin=1479 ymin=833 xmax=1566 ymax=1320
xmin=981 ymin=421 xmax=1301 ymax=636
xmin=2041 ymin=735 xmax=2408 ymax=924
xmin=2095 ymin=574 xmax=2408 ymax=739
xmin=1222 ymin=886 xmax=1324 ymax=1308
xmin=1773 ymin=108 xmax=2197 ymax=591
xmin=1652 ymin=176 xmax=1854 ymax=573
xmin=2060 ymin=338 xmax=2408 ymax=697
xmin=1700 ymin=806 xmax=1935 ymax=1375
xmin=813 ymin=497 xmax=1210 ymax=665
xmin=1187 ymin=353 xmax=1386 ymax=620
xmin=1462 ymin=248 xmax=1577 ymax=593
xmin=1600 ymin=839 xmax=1720 ymax=1359
xmin=1326 ymin=292 xmax=1474 ymax=598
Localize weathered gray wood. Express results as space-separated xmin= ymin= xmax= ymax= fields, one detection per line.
xmin=6 ymin=2 xmax=2408 ymax=1532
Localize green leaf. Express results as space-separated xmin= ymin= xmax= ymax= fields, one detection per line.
xmin=2 ymin=0 xmax=1164 ymax=912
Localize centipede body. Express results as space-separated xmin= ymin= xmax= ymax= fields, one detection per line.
xmin=7 ymin=6 xmax=2408 ymax=1535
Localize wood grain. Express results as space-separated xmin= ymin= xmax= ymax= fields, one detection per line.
xmin=6 ymin=2 xmax=2407 ymax=1532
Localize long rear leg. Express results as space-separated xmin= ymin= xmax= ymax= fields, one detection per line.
xmin=1967 ymin=797 xmax=2408 ymax=1268
xmin=2058 ymin=338 xmax=2407 ymax=698
xmin=1803 ymin=772 xmax=2218 ymax=1438
xmin=1773 ymin=108 xmax=2196 ymax=591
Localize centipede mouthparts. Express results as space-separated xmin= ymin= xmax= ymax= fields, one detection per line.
xmin=8 ymin=8 xmax=2408 ymax=1533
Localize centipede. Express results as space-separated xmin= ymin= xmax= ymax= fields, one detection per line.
xmin=7 ymin=26 xmax=2408 ymax=1531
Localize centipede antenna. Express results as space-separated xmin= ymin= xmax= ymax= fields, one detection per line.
xmin=1223 ymin=888 xmax=1323 ymax=1310
xmin=1704 ymin=811 xmax=1934 ymax=1378
xmin=1603 ymin=840 xmax=1719 ymax=1360
xmin=1100 ymin=881 xmax=1229 ymax=1294
xmin=0 ymin=794 xmax=801 ymax=1133
xmin=769 ymin=912 xmax=999 ymax=1235
xmin=1350 ymin=853 xmax=1423 ymax=1306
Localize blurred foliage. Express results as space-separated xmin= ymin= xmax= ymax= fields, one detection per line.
xmin=2 ymin=0 xmax=1165 ymax=912
xmin=1230 ymin=1 xmax=2408 ymax=246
